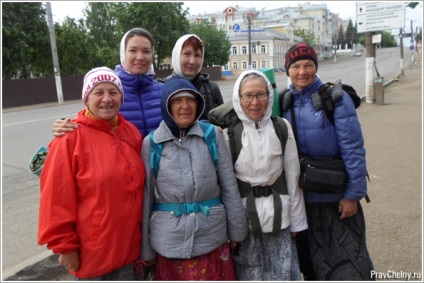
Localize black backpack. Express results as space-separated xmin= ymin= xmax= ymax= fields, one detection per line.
xmin=208 ymin=101 xmax=290 ymax=235
xmin=208 ymin=101 xmax=288 ymax=164
xmin=280 ymin=80 xmax=361 ymax=125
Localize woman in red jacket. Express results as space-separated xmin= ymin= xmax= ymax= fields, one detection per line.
xmin=38 ymin=67 xmax=146 ymax=280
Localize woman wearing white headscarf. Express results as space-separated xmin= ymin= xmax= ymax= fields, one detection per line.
xmin=165 ymin=34 xmax=223 ymax=120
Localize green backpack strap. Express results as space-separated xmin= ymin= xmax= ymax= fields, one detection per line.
xmin=199 ymin=121 xmax=218 ymax=168
xmin=149 ymin=130 xmax=163 ymax=178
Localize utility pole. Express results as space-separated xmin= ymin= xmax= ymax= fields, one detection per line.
xmin=46 ymin=2 xmax=64 ymax=104
xmin=248 ymin=16 xmax=252 ymax=69
xmin=400 ymin=28 xmax=404 ymax=76
xmin=410 ymin=20 xmax=415 ymax=64
xmin=365 ymin=32 xmax=375 ymax=104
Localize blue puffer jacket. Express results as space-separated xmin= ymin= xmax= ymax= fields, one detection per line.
xmin=282 ymin=76 xmax=368 ymax=203
xmin=115 ymin=65 xmax=164 ymax=138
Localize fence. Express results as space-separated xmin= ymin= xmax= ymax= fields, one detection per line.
xmin=2 ymin=67 xmax=222 ymax=109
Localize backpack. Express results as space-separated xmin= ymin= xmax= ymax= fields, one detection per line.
xmin=208 ymin=101 xmax=288 ymax=164
xmin=280 ymin=80 xmax=361 ymax=125
xmin=208 ymin=101 xmax=290 ymax=236
xmin=279 ymin=82 xmax=371 ymax=203
xmin=149 ymin=121 xmax=218 ymax=178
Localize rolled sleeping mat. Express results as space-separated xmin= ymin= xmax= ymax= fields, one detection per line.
xmin=259 ymin=68 xmax=281 ymax=116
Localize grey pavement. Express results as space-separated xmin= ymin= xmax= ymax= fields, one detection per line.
xmin=2 ymin=58 xmax=422 ymax=281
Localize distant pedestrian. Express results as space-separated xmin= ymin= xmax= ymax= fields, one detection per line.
xmin=38 ymin=67 xmax=146 ymax=280
xmin=280 ymin=42 xmax=374 ymax=280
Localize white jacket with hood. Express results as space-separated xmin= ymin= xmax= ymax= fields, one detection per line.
xmin=225 ymin=70 xmax=307 ymax=233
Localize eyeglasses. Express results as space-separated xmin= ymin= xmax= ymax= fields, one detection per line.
xmin=240 ymin=93 xmax=268 ymax=102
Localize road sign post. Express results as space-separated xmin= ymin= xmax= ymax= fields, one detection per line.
xmin=356 ymin=2 xmax=406 ymax=104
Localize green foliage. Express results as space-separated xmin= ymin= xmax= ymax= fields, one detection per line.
xmin=358 ymin=35 xmax=366 ymax=45
xmin=190 ymin=21 xmax=231 ymax=66
xmin=2 ymin=2 xmax=52 ymax=79
xmin=337 ymin=23 xmax=345 ymax=48
xmin=55 ymin=18 xmax=96 ymax=75
xmin=293 ymin=28 xmax=315 ymax=46
xmin=357 ymin=31 xmax=397 ymax=48
xmin=406 ymin=2 xmax=420 ymax=8
xmin=345 ymin=19 xmax=354 ymax=48
xmin=114 ymin=2 xmax=190 ymax=68
xmin=376 ymin=31 xmax=398 ymax=47
xmin=84 ymin=2 xmax=120 ymax=68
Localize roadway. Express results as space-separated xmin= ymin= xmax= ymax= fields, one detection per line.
xmin=1 ymin=47 xmax=413 ymax=279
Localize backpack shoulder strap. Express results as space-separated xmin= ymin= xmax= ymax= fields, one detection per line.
xmin=149 ymin=130 xmax=163 ymax=178
xmin=228 ymin=119 xmax=243 ymax=164
xmin=318 ymin=83 xmax=336 ymax=125
xmin=199 ymin=121 xmax=218 ymax=168
xmin=270 ymin=116 xmax=288 ymax=154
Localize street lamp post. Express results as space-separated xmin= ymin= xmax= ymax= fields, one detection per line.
xmin=248 ymin=16 xmax=252 ymax=69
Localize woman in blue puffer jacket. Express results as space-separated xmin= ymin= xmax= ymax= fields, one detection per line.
xmin=116 ymin=28 xmax=163 ymax=137
xmin=52 ymin=28 xmax=163 ymax=139
xmin=280 ymin=43 xmax=374 ymax=281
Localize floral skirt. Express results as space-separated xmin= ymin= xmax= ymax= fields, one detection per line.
xmin=153 ymin=242 xmax=236 ymax=281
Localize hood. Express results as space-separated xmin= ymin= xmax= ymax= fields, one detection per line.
xmin=119 ymin=29 xmax=155 ymax=75
xmin=232 ymin=70 xmax=274 ymax=124
xmin=161 ymin=76 xmax=205 ymax=137
xmin=171 ymin=34 xmax=204 ymax=80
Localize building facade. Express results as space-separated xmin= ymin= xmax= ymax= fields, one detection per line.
xmin=184 ymin=2 xmax=348 ymax=75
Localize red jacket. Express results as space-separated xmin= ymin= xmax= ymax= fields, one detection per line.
xmin=38 ymin=109 xmax=145 ymax=278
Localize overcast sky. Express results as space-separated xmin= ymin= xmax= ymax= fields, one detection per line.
xmin=49 ymin=1 xmax=422 ymax=34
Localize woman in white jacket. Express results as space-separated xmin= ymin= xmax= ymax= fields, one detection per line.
xmin=211 ymin=70 xmax=307 ymax=280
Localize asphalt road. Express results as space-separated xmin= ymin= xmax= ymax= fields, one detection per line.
xmin=1 ymin=47 xmax=414 ymax=279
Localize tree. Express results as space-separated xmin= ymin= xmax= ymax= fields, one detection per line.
xmin=84 ymin=2 xmax=121 ymax=68
xmin=406 ymin=2 xmax=420 ymax=8
xmin=345 ymin=19 xmax=354 ymax=49
xmin=190 ymin=21 xmax=231 ymax=66
xmin=2 ymin=2 xmax=52 ymax=79
xmin=293 ymin=28 xmax=315 ymax=46
xmin=337 ymin=23 xmax=345 ymax=49
xmin=378 ymin=31 xmax=398 ymax=48
xmin=55 ymin=18 xmax=96 ymax=75
xmin=114 ymin=2 xmax=190 ymax=69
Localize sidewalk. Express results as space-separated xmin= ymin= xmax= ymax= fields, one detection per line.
xmin=3 ymin=64 xmax=422 ymax=281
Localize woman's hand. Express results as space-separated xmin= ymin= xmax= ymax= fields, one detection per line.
xmin=52 ymin=118 xmax=78 ymax=137
xmin=59 ymin=250 xmax=80 ymax=272
xmin=339 ymin=199 xmax=358 ymax=219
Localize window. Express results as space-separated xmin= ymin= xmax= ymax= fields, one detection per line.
xmin=261 ymin=60 xmax=266 ymax=68
xmin=242 ymin=62 xmax=247 ymax=69
xmin=233 ymin=62 xmax=238 ymax=70
xmin=242 ymin=46 xmax=247 ymax=55
xmin=252 ymin=45 xmax=257 ymax=54
xmin=223 ymin=64 xmax=229 ymax=71
xmin=261 ymin=45 xmax=266 ymax=54
xmin=232 ymin=46 xmax=237 ymax=55
xmin=252 ymin=61 xmax=257 ymax=69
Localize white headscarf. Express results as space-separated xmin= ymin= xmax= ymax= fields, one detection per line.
xmin=233 ymin=70 xmax=274 ymax=124
xmin=119 ymin=29 xmax=156 ymax=75
xmin=171 ymin=34 xmax=204 ymax=80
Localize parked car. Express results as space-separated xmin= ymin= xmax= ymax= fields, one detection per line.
xmin=274 ymin=67 xmax=286 ymax=73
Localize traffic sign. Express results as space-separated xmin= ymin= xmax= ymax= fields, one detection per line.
xmin=356 ymin=2 xmax=405 ymax=33
xmin=233 ymin=24 xmax=240 ymax=32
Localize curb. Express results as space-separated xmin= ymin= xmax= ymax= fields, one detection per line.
xmin=4 ymin=254 xmax=75 ymax=281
